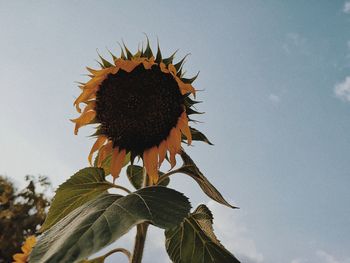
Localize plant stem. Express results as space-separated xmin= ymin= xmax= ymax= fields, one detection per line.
xmin=103 ymin=248 xmax=131 ymax=260
xmin=130 ymin=168 xmax=150 ymax=263
xmin=131 ymin=223 xmax=149 ymax=263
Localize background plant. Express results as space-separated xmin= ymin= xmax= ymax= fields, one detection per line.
xmin=0 ymin=175 xmax=50 ymax=263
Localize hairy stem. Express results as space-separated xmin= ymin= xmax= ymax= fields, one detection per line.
xmin=131 ymin=223 xmax=149 ymax=263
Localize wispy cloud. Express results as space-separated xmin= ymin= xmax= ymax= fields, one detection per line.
xmin=334 ymin=76 xmax=350 ymax=102
xmin=268 ymin=94 xmax=281 ymax=103
xmin=207 ymin=201 xmax=264 ymax=263
xmin=282 ymin=32 xmax=307 ymax=54
xmin=290 ymin=250 xmax=350 ymax=263
xmin=343 ymin=1 xmax=350 ymax=13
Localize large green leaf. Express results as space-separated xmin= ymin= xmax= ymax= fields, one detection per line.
xmin=39 ymin=167 xmax=113 ymax=232
xmin=176 ymin=151 xmax=237 ymax=208
xmin=165 ymin=204 xmax=240 ymax=263
xmin=30 ymin=186 xmax=191 ymax=263
xmin=126 ymin=165 xmax=170 ymax=189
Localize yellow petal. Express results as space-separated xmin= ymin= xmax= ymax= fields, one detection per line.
xmin=177 ymin=111 xmax=192 ymax=145
xmin=168 ymin=64 xmax=177 ymax=76
xmin=115 ymin=59 xmax=140 ymax=72
xmin=159 ymin=62 xmax=169 ymax=73
xmin=158 ymin=140 xmax=167 ymax=166
xmin=82 ymin=101 xmax=96 ymax=114
xmin=111 ymin=148 xmax=126 ymax=179
xmin=83 ymin=76 xmax=104 ymax=90
xmin=166 ymin=128 xmax=182 ymax=168
xmin=13 ymin=253 xmax=27 ymax=262
xmin=71 ymin=111 xmax=96 ymax=135
xmin=143 ymin=146 xmax=159 ymax=185
xmin=175 ymin=76 xmax=196 ymax=95
xmin=74 ymin=88 xmax=98 ymax=113
xmin=142 ymin=57 xmax=156 ymax=70
xmin=88 ymin=136 xmax=107 ymax=165
xmin=97 ymin=141 xmax=113 ymax=166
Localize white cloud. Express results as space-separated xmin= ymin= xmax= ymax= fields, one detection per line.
xmin=316 ymin=250 xmax=340 ymax=263
xmin=290 ymin=250 xmax=350 ymax=263
xmin=207 ymin=201 xmax=264 ymax=263
xmin=283 ymin=33 xmax=307 ymax=54
xmin=343 ymin=1 xmax=350 ymax=13
xmin=291 ymin=259 xmax=306 ymax=263
xmin=316 ymin=250 xmax=350 ymax=263
xmin=334 ymin=76 xmax=350 ymax=102
xmin=268 ymin=94 xmax=281 ymax=103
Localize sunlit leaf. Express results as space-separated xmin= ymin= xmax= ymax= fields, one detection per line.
xmin=165 ymin=204 xmax=240 ymax=263
xmin=39 ymin=168 xmax=112 ymax=232
xmin=30 ymin=186 xmax=191 ymax=263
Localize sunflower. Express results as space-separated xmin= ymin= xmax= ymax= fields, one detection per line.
xmin=72 ymin=40 xmax=200 ymax=184
xmin=12 ymin=236 xmax=36 ymax=263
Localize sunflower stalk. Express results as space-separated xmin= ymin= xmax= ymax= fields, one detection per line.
xmin=131 ymin=169 xmax=150 ymax=263
xmin=131 ymin=223 xmax=149 ymax=263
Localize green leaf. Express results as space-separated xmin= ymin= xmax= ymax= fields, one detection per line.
xmin=155 ymin=41 xmax=162 ymax=63
xmin=30 ymin=186 xmax=191 ymax=263
xmin=94 ymin=152 xmax=130 ymax=176
xmin=190 ymin=127 xmax=214 ymax=145
xmin=126 ymin=165 xmax=144 ymax=189
xmin=165 ymin=204 xmax=240 ymax=263
xmin=39 ymin=167 xmax=112 ymax=232
xmin=97 ymin=53 xmax=113 ymax=68
xmin=127 ymin=165 xmax=169 ymax=190
xmin=163 ymin=50 xmax=178 ymax=65
xmin=178 ymin=151 xmax=237 ymax=208
xmin=143 ymin=36 xmax=153 ymax=58
xmin=181 ymin=71 xmax=199 ymax=84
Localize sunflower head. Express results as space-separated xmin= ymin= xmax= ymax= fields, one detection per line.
xmin=12 ymin=236 xmax=36 ymax=263
xmin=72 ymin=40 xmax=201 ymax=184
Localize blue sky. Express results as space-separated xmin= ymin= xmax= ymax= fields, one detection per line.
xmin=1 ymin=1 xmax=350 ymax=262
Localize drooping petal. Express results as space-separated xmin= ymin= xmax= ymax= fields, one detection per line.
xmin=13 ymin=253 xmax=27 ymax=262
xmin=74 ymin=88 xmax=98 ymax=113
xmin=158 ymin=140 xmax=167 ymax=166
xmin=110 ymin=148 xmax=127 ymax=179
xmin=177 ymin=111 xmax=192 ymax=145
xmin=97 ymin=141 xmax=113 ymax=167
xmin=82 ymin=101 xmax=96 ymax=114
xmin=166 ymin=128 xmax=182 ymax=168
xmin=71 ymin=111 xmax=96 ymax=135
xmin=143 ymin=146 xmax=159 ymax=185
xmin=88 ymin=135 xmax=107 ymax=165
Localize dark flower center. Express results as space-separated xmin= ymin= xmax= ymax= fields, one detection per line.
xmin=95 ymin=64 xmax=184 ymax=154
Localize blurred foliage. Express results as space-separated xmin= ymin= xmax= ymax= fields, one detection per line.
xmin=0 ymin=175 xmax=51 ymax=263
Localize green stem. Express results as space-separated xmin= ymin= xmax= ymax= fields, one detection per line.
xmin=131 ymin=223 xmax=149 ymax=263
xmin=130 ymin=167 xmax=150 ymax=263
xmin=103 ymin=248 xmax=131 ymax=260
